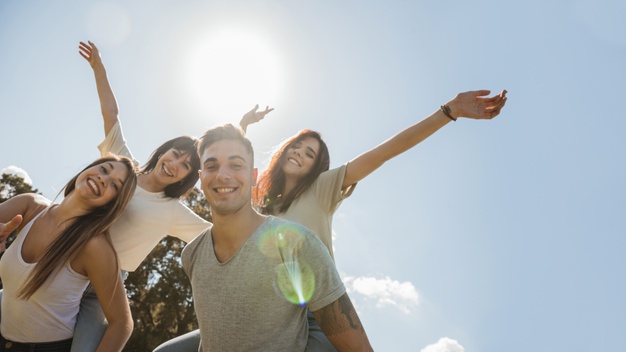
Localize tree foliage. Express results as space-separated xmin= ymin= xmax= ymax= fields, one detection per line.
xmin=0 ymin=173 xmax=39 ymax=202
xmin=123 ymin=187 xmax=211 ymax=351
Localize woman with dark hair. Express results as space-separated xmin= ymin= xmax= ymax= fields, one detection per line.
xmin=0 ymin=156 xmax=137 ymax=352
xmin=78 ymin=40 xmax=273 ymax=351
xmin=74 ymin=41 xmax=213 ymax=351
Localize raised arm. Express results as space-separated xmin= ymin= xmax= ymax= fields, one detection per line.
xmin=79 ymin=237 xmax=133 ymax=352
xmin=342 ymin=89 xmax=508 ymax=189
xmin=312 ymin=293 xmax=373 ymax=351
xmin=79 ymin=41 xmax=120 ymax=136
xmin=239 ymin=104 xmax=274 ymax=133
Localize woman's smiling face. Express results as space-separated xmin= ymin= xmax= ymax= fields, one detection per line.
xmin=282 ymin=137 xmax=321 ymax=181
xmin=153 ymin=148 xmax=194 ymax=186
xmin=76 ymin=161 xmax=130 ymax=207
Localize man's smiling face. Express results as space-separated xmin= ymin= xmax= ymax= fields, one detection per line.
xmin=199 ymin=139 xmax=257 ymax=216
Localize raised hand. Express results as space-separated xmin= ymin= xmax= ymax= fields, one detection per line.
xmin=78 ymin=41 xmax=103 ymax=68
xmin=240 ymin=104 xmax=274 ymax=132
xmin=447 ymin=89 xmax=508 ymax=120
xmin=0 ymin=214 xmax=22 ymax=252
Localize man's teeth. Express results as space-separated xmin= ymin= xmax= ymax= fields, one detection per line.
xmin=87 ymin=179 xmax=100 ymax=196
xmin=216 ymin=188 xmax=235 ymax=193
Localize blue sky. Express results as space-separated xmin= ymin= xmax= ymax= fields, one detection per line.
xmin=1 ymin=1 xmax=625 ymax=351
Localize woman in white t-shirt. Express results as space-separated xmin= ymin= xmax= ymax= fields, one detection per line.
xmin=0 ymin=156 xmax=137 ymax=352
xmin=78 ymin=41 xmax=273 ymax=352
xmin=74 ymin=41 xmax=213 ymax=352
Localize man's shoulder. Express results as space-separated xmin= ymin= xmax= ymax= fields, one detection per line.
xmin=262 ymin=216 xmax=328 ymax=253
xmin=182 ymin=228 xmax=212 ymax=259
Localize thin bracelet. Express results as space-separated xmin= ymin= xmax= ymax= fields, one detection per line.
xmin=440 ymin=105 xmax=456 ymax=122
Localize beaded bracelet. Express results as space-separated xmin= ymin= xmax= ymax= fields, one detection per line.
xmin=440 ymin=105 xmax=456 ymax=122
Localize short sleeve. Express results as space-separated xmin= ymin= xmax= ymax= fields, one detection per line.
xmin=97 ymin=120 xmax=139 ymax=167
xmin=311 ymin=164 xmax=357 ymax=213
xmin=298 ymin=228 xmax=346 ymax=312
xmin=168 ymin=201 xmax=211 ymax=243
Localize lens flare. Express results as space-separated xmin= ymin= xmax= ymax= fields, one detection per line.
xmin=257 ymin=223 xmax=305 ymax=259
xmin=276 ymin=261 xmax=315 ymax=306
xmin=258 ymin=223 xmax=316 ymax=305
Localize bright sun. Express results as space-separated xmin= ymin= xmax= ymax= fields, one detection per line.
xmin=181 ymin=28 xmax=284 ymax=122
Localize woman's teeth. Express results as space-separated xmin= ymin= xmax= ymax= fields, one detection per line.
xmin=87 ymin=178 xmax=100 ymax=196
xmin=163 ymin=164 xmax=174 ymax=177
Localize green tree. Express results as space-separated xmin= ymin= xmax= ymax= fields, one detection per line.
xmin=123 ymin=187 xmax=211 ymax=351
xmin=0 ymin=173 xmax=39 ymax=203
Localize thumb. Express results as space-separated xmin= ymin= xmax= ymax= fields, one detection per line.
xmin=473 ymin=89 xmax=491 ymax=97
xmin=1 ymin=215 xmax=23 ymax=237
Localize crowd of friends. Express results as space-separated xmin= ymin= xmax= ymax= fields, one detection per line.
xmin=0 ymin=41 xmax=507 ymax=352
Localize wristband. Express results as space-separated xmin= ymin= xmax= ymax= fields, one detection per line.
xmin=440 ymin=105 xmax=456 ymax=122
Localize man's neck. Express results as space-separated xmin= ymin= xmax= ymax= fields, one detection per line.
xmin=210 ymin=206 xmax=267 ymax=263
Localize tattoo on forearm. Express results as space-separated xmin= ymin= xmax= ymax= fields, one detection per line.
xmin=317 ymin=293 xmax=364 ymax=336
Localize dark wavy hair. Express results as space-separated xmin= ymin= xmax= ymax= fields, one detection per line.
xmin=198 ymin=124 xmax=254 ymax=163
xmin=254 ymin=130 xmax=330 ymax=214
xmin=140 ymin=136 xmax=200 ymax=198
xmin=19 ymin=156 xmax=137 ymax=299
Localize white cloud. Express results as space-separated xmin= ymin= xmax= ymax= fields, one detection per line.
xmin=421 ymin=337 xmax=465 ymax=352
xmin=1 ymin=165 xmax=32 ymax=185
xmin=342 ymin=275 xmax=419 ymax=314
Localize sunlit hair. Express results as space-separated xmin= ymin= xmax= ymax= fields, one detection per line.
xmin=198 ymin=124 xmax=254 ymax=163
xmin=18 ymin=156 xmax=138 ymax=299
xmin=141 ymin=136 xmax=200 ymax=199
xmin=254 ymin=130 xmax=330 ymax=214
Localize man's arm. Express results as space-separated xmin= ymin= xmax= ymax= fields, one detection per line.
xmin=312 ymin=293 xmax=374 ymax=351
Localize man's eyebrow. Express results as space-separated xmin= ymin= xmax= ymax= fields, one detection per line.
xmin=229 ymin=155 xmax=247 ymax=163
xmin=203 ymin=157 xmax=217 ymax=166
xmin=108 ymin=162 xmax=125 ymax=186
xmin=203 ymin=155 xmax=247 ymax=164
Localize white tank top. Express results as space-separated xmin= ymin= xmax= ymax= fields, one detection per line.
xmin=0 ymin=209 xmax=89 ymax=342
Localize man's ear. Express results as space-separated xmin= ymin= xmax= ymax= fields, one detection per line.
xmin=252 ymin=167 xmax=258 ymax=186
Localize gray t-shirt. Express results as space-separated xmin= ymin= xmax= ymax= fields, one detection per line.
xmin=182 ymin=216 xmax=346 ymax=352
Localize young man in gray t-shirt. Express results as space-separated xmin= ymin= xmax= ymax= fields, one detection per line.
xmin=182 ymin=124 xmax=373 ymax=351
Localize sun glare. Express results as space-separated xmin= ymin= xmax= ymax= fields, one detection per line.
xmin=181 ymin=28 xmax=284 ymax=122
